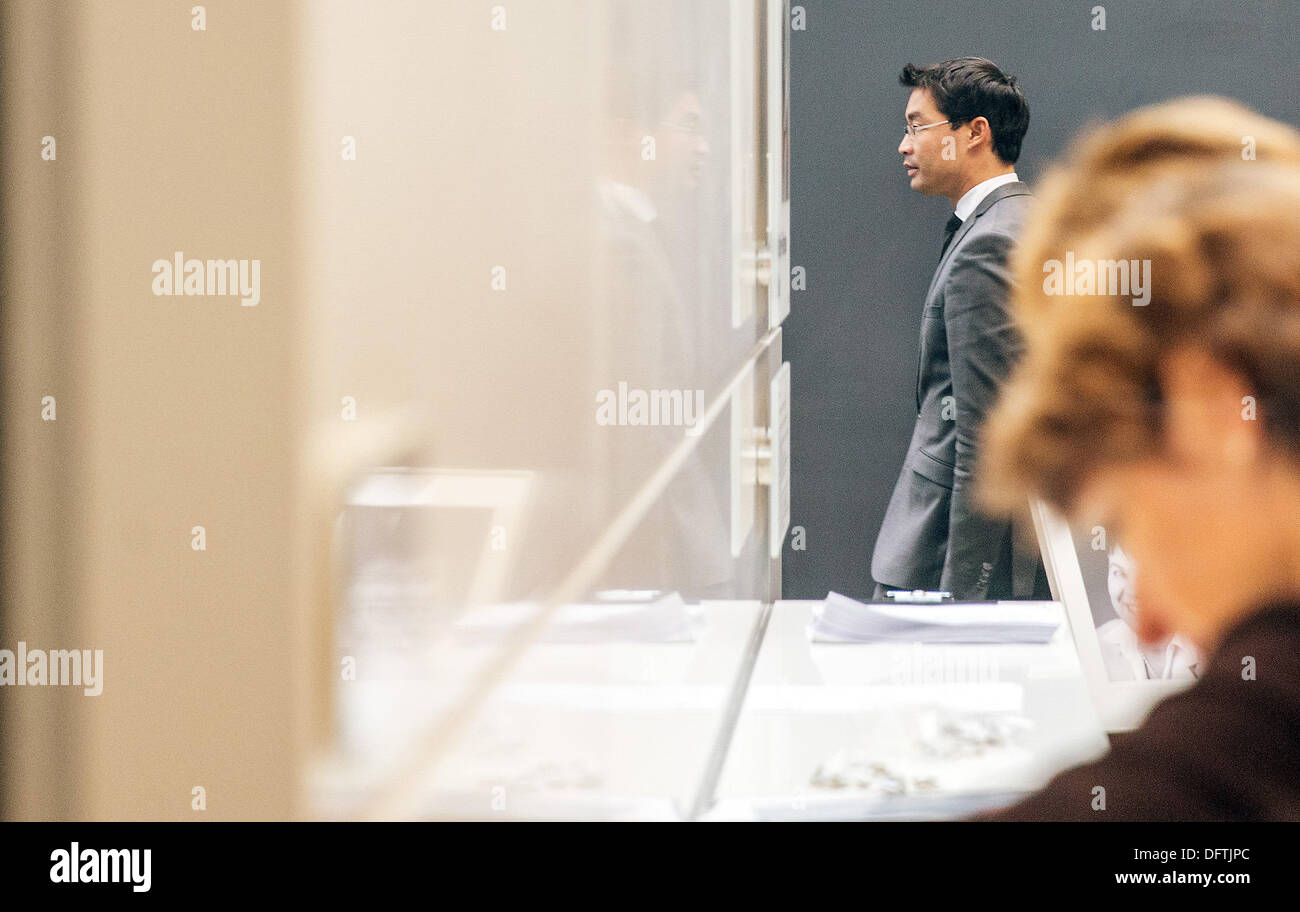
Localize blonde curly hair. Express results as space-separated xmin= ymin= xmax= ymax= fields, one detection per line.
xmin=977 ymin=97 xmax=1300 ymax=518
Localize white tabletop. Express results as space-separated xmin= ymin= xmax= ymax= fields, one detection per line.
xmin=314 ymin=599 xmax=1111 ymax=820
xmin=704 ymin=599 xmax=1110 ymax=820
xmin=318 ymin=600 xmax=769 ymax=820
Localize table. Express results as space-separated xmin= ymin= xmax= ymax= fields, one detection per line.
xmin=704 ymin=600 xmax=1110 ymax=820
xmin=312 ymin=599 xmax=1110 ymax=820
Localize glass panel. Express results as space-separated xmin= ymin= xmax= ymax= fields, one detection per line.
xmin=355 ymin=588 xmax=768 ymax=820
xmin=299 ymin=0 xmax=779 ymax=816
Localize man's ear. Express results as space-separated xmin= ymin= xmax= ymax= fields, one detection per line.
xmin=967 ymin=115 xmax=992 ymax=152
xmin=1158 ymin=346 xmax=1259 ymax=468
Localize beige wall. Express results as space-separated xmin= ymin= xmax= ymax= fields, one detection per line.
xmin=2 ymin=0 xmax=300 ymax=820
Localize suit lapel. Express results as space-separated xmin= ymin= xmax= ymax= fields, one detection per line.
xmin=925 ymin=181 xmax=1031 ymax=300
xmin=915 ymin=181 xmax=1031 ymax=411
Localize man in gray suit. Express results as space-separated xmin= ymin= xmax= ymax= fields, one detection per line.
xmin=871 ymin=57 xmax=1048 ymax=602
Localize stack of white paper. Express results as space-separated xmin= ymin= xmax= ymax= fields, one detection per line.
xmin=809 ymin=591 xmax=1059 ymax=644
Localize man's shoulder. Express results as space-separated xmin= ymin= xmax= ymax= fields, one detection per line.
xmin=972 ymin=186 xmax=1032 ymax=234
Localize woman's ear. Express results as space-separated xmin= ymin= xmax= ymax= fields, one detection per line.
xmin=1136 ymin=599 xmax=1172 ymax=646
xmin=1158 ymin=346 xmax=1259 ymax=469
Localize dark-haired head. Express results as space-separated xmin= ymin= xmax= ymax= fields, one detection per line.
xmin=899 ymin=57 xmax=1029 ymax=164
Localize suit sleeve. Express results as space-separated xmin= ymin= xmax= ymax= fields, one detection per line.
xmin=938 ymin=230 xmax=1023 ymax=599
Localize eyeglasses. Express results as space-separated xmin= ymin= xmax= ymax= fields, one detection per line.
xmin=660 ymin=119 xmax=703 ymax=135
xmin=903 ymin=119 xmax=951 ymax=138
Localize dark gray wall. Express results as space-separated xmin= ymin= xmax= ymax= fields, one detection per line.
xmin=783 ymin=0 xmax=1300 ymax=599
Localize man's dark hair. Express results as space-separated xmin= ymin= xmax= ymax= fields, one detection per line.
xmin=899 ymin=57 xmax=1030 ymax=164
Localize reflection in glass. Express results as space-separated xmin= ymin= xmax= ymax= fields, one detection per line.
xmin=300 ymin=0 xmax=780 ymax=818
xmin=1073 ymin=529 xmax=1202 ymax=682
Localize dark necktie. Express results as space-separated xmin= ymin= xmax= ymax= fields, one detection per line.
xmin=939 ymin=212 xmax=962 ymax=259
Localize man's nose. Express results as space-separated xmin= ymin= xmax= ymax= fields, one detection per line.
xmin=898 ymin=134 xmax=912 ymax=155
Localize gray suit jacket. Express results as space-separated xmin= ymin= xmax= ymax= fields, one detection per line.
xmin=870 ymin=181 xmax=1044 ymax=600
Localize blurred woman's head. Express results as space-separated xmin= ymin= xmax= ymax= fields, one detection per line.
xmin=979 ymin=97 xmax=1300 ymax=650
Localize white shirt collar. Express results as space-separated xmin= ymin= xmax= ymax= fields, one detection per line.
xmin=597 ymin=178 xmax=658 ymax=223
xmin=953 ymin=171 xmax=1019 ymax=222
xmin=1098 ymin=619 xmax=1201 ymax=680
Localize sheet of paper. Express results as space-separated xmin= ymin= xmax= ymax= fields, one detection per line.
xmin=808 ymin=591 xmax=1059 ymax=644
xmin=455 ymin=591 xmax=706 ymax=643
